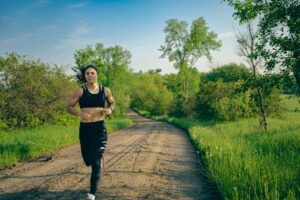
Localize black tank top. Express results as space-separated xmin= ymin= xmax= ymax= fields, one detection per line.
xmin=78 ymin=84 xmax=107 ymax=108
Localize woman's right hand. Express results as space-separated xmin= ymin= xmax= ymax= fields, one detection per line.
xmin=79 ymin=108 xmax=105 ymax=122
xmin=80 ymin=112 xmax=92 ymax=120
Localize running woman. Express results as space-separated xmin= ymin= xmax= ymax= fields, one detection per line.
xmin=67 ymin=64 xmax=115 ymax=200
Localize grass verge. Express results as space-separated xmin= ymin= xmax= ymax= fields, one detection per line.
xmin=0 ymin=116 xmax=132 ymax=168
xmin=136 ymin=96 xmax=300 ymax=200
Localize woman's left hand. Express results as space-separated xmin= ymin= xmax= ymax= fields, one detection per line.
xmin=103 ymin=108 xmax=112 ymax=115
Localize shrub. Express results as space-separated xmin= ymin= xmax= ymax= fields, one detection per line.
xmin=0 ymin=53 xmax=77 ymax=128
xmin=130 ymin=72 xmax=173 ymax=115
xmin=196 ymin=80 xmax=283 ymax=121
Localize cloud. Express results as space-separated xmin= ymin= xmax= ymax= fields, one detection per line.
xmin=129 ymin=46 xmax=144 ymax=53
xmin=0 ymin=34 xmax=33 ymax=47
xmin=68 ymin=2 xmax=88 ymax=9
xmin=0 ymin=15 xmax=9 ymax=22
xmin=51 ymin=25 xmax=93 ymax=50
xmin=39 ymin=24 xmax=57 ymax=32
xmin=15 ymin=9 xmax=28 ymax=16
xmin=36 ymin=0 xmax=50 ymax=5
xmin=218 ymin=31 xmax=235 ymax=39
xmin=0 ymin=15 xmax=16 ymax=26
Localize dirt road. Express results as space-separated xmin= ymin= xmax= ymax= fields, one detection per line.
xmin=0 ymin=111 xmax=221 ymax=200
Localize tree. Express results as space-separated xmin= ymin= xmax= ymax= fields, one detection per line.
xmin=281 ymin=72 xmax=299 ymax=94
xmin=236 ymin=23 xmax=269 ymax=130
xmin=224 ymin=0 xmax=300 ymax=94
xmin=160 ymin=17 xmax=221 ymax=116
xmin=203 ymin=63 xmax=251 ymax=83
xmin=130 ymin=72 xmax=173 ymax=115
xmin=196 ymin=80 xmax=253 ymax=120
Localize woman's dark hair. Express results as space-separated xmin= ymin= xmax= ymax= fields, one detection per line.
xmin=76 ymin=64 xmax=99 ymax=83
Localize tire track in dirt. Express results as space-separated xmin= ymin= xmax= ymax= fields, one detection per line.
xmin=0 ymin=110 xmax=221 ymax=200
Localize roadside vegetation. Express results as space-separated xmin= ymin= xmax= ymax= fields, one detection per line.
xmin=138 ymin=96 xmax=299 ymax=199
xmin=1 ymin=1 xmax=299 ymax=198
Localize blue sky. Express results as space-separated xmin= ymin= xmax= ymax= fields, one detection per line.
xmin=0 ymin=0 xmax=243 ymax=74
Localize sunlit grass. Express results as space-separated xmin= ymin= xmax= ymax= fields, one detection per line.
xmin=189 ymin=117 xmax=299 ymax=200
xmin=147 ymin=96 xmax=300 ymax=200
xmin=0 ymin=117 xmax=132 ymax=168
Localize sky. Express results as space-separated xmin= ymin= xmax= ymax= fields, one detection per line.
xmin=0 ymin=0 xmax=244 ymax=74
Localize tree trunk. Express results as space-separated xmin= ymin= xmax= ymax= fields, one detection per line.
xmin=184 ymin=75 xmax=188 ymax=103
xmin=292 ymin=55 xmax=300 ymax=95
xmin=250 ymin=59 xmax=268 ymax=131
xmin=257 ymin=87 xmax=267 ymax=131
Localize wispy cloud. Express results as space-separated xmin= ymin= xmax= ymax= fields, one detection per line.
xmin=135 ymin=18 xmax=143 ymax=24
xmin=129 ymin=46 xmax=144 ymax=53
xmin=15 ymin=1 xmax=50 ymax=16
xmin=218 ymin=31 xmax=235 ymax=39
xmin=15 ymin=9 xmax=28 ymax=16
xmin=0 ymin=15 xmax=17 ymax=26
xmin=39 ymin=24 xmax=57 ymax=32
xmin=0 ymin=34 xmax=33 ymax=47
xmin=0 ymin=15 xmax=9 ymax=22
xmin=68 ymin=2 xmax=88 ymax=9
xmin=52 ymin=25 xmax=92 ymax=50
xmin=36 ymin=0 xmax=50 ymax=5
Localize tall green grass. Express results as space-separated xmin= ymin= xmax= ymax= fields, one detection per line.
xmin=190 ymin=118 xmax=299 ymax=199
xmin=0 ymin=117 xmax=132 ymax=168
xmin=150 ymin=96 xmax=300 ymax=200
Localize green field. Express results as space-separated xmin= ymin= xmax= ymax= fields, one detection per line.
xmin=150 ymin=96 xmax=300 ymax=200
xmin=0 ymin=117 xmax=132 ymax=168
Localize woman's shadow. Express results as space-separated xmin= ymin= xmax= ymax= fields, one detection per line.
xmin=0 ymin=189 xmax=88 ymax=200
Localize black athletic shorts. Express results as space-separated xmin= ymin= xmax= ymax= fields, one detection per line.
xmin=79 ymin=121 xmax=107 ymax=166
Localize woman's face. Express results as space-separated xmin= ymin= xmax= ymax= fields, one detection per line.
xmin=85 ymin=67 xmax=98 ymax=83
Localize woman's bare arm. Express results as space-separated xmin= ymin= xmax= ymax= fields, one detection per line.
xmin=104 ymin=87 xmax=116 ymax=115
xmin=67 ymin=88 xmax=91 ymax=120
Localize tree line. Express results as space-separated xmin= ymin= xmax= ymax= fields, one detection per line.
xmin=0 ymin=0 xmax=298 ymax=130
